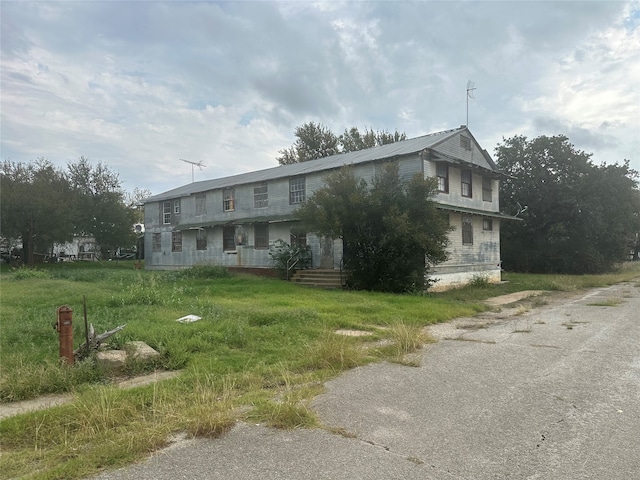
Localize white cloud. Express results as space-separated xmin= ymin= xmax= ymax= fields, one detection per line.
xmin=1 ymin=1 xmax=638 ymax=195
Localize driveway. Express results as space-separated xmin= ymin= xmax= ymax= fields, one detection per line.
xmin=94 ymin=282 xmax=640 ymax=480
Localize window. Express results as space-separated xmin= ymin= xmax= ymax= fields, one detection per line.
xmin=223 ymin=189 xmax=235 ymax=212
xmin=290 ymin=230 xmax=307 ymax=247
xmin=195 ymin=193 xmax=207 ymax=215
xmin=254 ymin=223 xmax=269 ymax=249
xmin=483 ymin=218 xmax=493 ymax=231
xmin=482 ymin=177 xmax=492 ymax=202
xmin=436 ymin=163 xmax=449 ymax=193
xmin=163 ymin=201 xmax=171 ymax=224
xmin=289 ymin=177 xmax=306 ymax=204
xmin=152 ymin=233 xmax=161 ymax=252
xmin=171 ymin=231 xmax=182 ymax=252
xmin=254 ymin=183 xmax=268 ymax=208
xmin=460 ymin=136 xmax=472 ymax=151
xmin=461 ymin=169 xmax=472 ymax=198
xmin=462 ymin=216 xmax=473 ymax=245
xmin=196 ymin=229 xmax=207 ymax=250
xmin=173 ymin=200 xmax=180 ymax=215
xmin=223 ymin=226 xmax=236 ymax=251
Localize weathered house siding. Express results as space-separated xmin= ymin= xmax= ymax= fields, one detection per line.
xmin=430 ymin=213 xmax=502 ymax=291
xmin=143 ymin=126 xmax=516 ymax=289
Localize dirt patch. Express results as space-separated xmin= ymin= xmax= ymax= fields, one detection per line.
xmin=483 ymin=290 xmax=546 ymax=306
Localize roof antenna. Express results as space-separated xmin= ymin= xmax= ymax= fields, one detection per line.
xmin=515 ymin=202 xmax=528 ymax=217
xmin=179 ymin=159 xmax=206 ymax=183
xmin=466 ymin=80 xmax=476 ymax=127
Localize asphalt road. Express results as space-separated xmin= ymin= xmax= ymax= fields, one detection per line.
xmin=93 ymin=281 xmax=640 ymax=480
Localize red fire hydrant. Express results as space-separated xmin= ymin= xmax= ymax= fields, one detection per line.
xmin=55 ymin=306 xmax=74 ymax=365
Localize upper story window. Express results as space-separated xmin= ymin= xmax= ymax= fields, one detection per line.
xmin=482 ymin=177 xmax=492 ymax=202
xmin=223 ymin=189 xmax=235 ymax=212
xmin=254 ymin=183 xmax=268 ymax=208
xmin=289 ymin=177 xmax=306 ymax=204
xmin=195 ymin=193 xmax=207 ymax=215
xmin=461 ymin=169 xmax=473 ymax=198
xmin=460 ymin=136 xmax=472 ymax=151
xmin=436 ymin=163 xmax=449 ymax=193
xmin=163 ymin=201 xmax=172 ymax=224
xmin=162 ymin=199 xmax=180 ymax=225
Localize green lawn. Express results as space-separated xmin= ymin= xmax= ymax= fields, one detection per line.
xmin=1 ymin=261 xmax=639 ymax=479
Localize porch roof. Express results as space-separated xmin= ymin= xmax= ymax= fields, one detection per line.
xmin=174 ymin=215 xmax=298 ymax=231
xmin=436 ymin=203 xmax=522 ymax=221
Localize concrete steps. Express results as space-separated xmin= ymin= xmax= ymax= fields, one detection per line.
xmin=289 ymin=269 xmax=347 ymax=289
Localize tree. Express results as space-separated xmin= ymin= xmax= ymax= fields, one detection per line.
xmin=295 ymin=163 xmax=451 ymax=292
xmin=340 ymin=127 xmax=407 ymax=153
xmin=1 ymin=159 xmax=75 ymax=265
xmin=276 ymin=123 xmax=406 ymax=165
xmin=495 ymin=135 xmax=640 ymax=274
xmin=276 ymin=122 xmax=339 ymax=165
xmin=125 ymin=187 xmax=153 ymax=224
xmin=0 ymin=158 xmax=137 ymax=266
xmin=67 ymin=157 xmax=136 ymax=258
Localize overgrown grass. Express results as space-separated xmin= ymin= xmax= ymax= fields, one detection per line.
xmin=1 ymin=260 xmax=639 ymax=479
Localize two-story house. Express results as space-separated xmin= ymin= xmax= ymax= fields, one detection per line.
xmin=142 ymin=126 xmax=517 ymax=290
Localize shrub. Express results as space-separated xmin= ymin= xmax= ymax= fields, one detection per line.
xmin=269 ymin=240 xmax=311 ymax=279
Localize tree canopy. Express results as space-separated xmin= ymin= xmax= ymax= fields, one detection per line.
xmin=1 ymin=158 xmax=137 ymax=265
xmin=276 ymin=122 xmax=406 ymax=165
xmin=495 ymin=134 xmax=640 ymax=274
xmin=1 ymin=159 xmax=75 ymax=265
xmin=295 ymin=163 xmax=451 ymax=292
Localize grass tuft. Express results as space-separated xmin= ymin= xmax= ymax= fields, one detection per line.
xmin=304 ymin=331 xmax=364 ymax=371
xmin=587 ymin=297 xmax=625 ymax=307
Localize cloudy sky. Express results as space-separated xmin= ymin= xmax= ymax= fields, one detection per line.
xmin=2 ymin=1 xmax=639 ymax=196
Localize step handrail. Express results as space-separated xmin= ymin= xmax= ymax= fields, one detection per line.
xmin=286 ymin=253 xmax=300 ymax=280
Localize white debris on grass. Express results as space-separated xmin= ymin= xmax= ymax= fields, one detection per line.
xmin=176 ymin=314 xmax=202 ymax=323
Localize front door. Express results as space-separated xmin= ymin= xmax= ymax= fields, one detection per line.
xmin=319 ymin=237 xmax=334 ymax=269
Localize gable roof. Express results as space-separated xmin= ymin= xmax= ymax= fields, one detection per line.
xmin=145 ymin=126 xmax=494 ymax=203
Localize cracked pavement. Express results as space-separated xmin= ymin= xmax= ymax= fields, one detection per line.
xmin=93 ymin=282 xmax=640 ymax=480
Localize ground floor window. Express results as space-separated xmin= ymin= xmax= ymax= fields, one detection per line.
xmin=462 ymin=216 xmax=473 ymax=245
xmin=223 ymin=226 xmax=236 ymax=251
xmin=171 ymin=231 xmax=182 ymax=252
xmin=196 ymin=229 xmax=207 ymax=250
xmin=290 ymin=230 xmax=307 ymax=247
xmin=254 ymin=223 xmax=269 ymax=249
xmin=152 ymin=233 xmax=161 ymax=252
xmin=483 ymin=218 xmax=493 ymax=231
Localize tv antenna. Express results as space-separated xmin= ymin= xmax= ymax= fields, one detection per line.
xmin=515 ymin=202 xmax=528 ymax=217
xmin=179 ymin=158 xmax=206 ymax=183
xmin=466 ymin=80 xmax=476 ymax=127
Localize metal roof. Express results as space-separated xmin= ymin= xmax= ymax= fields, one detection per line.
xmin=145 ymin=126 xmax=483 ymax=203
